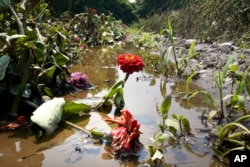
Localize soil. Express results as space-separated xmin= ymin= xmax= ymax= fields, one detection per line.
xmin=163 ymin=38 xmax=250 ymax=113
xmin=172 ymin=38 xmax=250 ymax=77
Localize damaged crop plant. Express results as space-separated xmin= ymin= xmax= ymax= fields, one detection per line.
xmin=1 ymin=0 xmax=250 ymax=166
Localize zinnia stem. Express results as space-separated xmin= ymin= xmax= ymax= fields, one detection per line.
xmin=123 ymin=73 xmax=130 ymax=86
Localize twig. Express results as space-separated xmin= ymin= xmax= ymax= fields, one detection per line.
xmin=64 ymin=120 xmax=91 ymax=136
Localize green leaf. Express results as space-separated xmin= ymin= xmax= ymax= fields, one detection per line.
xmin=52 ymin=51 xmax=69 ymax=67
xmin=0 ymin=54 xmax=10 ymax=80
xmin=229 ymin=62 xmax=238 ymax=72
xmin=43 ymin=87 xmax=54 ymax=97
xmin=63 ymin=101 xmax=90 ymax=120
xmin=181 ymin=117 xmax=191 ymax=133
xmin=188 ymin=40 xmax=197 ymax=59
xmin=0 ymin=0 xmax=10 ymax=8
xmin=161 ymin=95 xmax=172 ymax=115
xmin=26 ymin=26 xmax=38 ymax=41
xmin=103 ymin=80 xmax=124 ymax=100
xmin=165 ymin=118 xmax=179 ymax=131
xmin=35 ymin=41 xmax=46 ymax=62
xmin=167 ymin=20 xmax=174 ymax=44
xmin=151 ymin=149 xmax=163 ymax=161
xmin=10 ymin=84 xmax=31 ymax=98
xmin=202 ymin=91 xmax=217 ymax=108
xmin=219 ymin=122 xmax=250 ymax=140
xmin=185 ymin=71 xmax=197 ymax=92
xmin=162 ymin=46 xmax=173 ymax=69
xmin=43 ymin=65 xmax=57 ymax=79
xmin=155 ymin=133 xmax=170 ymax=143
xmin=114 ymin=88 xmax=124 ymax=109
xmin=222 ymin=54 xmax=237 ymax=78
xmin=244 ymin=68 xmax=250 ymax=100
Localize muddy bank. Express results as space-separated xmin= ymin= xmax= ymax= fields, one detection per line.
xmin=160 ymin=38 xmax=250 ymax=112
xmin=167 ymin=38 xmax=250 ymax=77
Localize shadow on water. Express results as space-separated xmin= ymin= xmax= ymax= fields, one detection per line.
xmin=0 ymin=44 xmax=228 ymax=167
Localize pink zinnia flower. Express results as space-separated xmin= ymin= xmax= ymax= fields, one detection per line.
xmin=105 ymin=109 xmax=142 ymax=152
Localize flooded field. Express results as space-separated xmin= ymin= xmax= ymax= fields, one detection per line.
xmin=0 ymin=44 xmax=227 ymax=167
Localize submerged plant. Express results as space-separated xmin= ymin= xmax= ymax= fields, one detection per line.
xmin=105 ymin=109 xmax=142 ymax=153
xmin=147 ymin=95 xmax=192 ymax=165
xmin=213 ymin=115 xmax=250 ymax=161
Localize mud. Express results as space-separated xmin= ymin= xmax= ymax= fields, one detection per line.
xmin=169 ymin=38 xmax=250 ymax=77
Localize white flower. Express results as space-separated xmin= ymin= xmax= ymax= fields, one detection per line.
xmin=31 ymin=98 xmax=65 ymax=135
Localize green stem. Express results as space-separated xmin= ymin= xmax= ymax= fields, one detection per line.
xmin=218 ymin=70 xmax=224 ymax=118
xmin=123 ymin=73 xmax=130 ymax=87
xmin=9 ymin=5 xmax=24 ymax=35
xmin=172 ymin=45 xmax=180 ymax=76
xmin=10 ymin=52 xmax=32 ymax=113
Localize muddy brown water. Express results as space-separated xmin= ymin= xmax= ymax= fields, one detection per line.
xmin=0 ymin=44 xmax=228 ymax=167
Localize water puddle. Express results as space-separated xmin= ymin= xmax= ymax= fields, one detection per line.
xmin=0 ymin=44 xmax=227 ymax=166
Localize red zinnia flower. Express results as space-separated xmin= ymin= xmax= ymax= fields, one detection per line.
xmin=116 ymin=54 xmax=144 ymax=75
xmin=105 ymin=109 xmax=142 ymax=152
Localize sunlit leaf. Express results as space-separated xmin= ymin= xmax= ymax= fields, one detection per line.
xmin=43 ymin=87 xmax=54 ymax=97
xmin=155 ymin=133 xmax=170 ymax=143
xmin=42 ymin=65 xmax=56 ymax=79
xmin=62 ymin=101 xmax=90 ymax=120
xmin=208 ymin=110 xmax=218 ymax=123
xmin=26 ymin=26 xmax=38 ymax=41
xmin=162 ymin=46 xmax=173 ymax=69
xmin=229 ymin=62 xmax=238 ymax=72
xmin=151 ymin=149 xmax=163 ymax=161
xmin=222 ymin=94 xmax=233 ymax=101
xmin=148 ymin=145 xmax=157 ymax=157
xmin=161 ymin=95 xmax=172 ymax=115
xmin=185 ymin=71 xmax=197 ymax=92
xmin=237 ymin=95 xmax=245 ymax=112
xmin=188 ymin=40 xmax=197 ymax=59
xmin=165 ymin=118 xmax=179 ymax=131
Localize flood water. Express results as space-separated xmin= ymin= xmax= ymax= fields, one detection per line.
xmin=0 ymin=44 xmax=228 ymax=167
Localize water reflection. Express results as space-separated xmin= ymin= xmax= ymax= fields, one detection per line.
xmin=170 ymin=80 xmax=213 ymax=110
xmin=0 ymin=44 xmax=228 ymax=167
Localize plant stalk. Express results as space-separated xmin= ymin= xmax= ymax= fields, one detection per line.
xmin=9 ymin=5 xmax=25 ymax=35
xmin=10 ymin=52 xmax=32 ymax=113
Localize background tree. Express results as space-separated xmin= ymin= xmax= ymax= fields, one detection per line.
xmin=45 ymin=0 xmax=137 ymax=24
